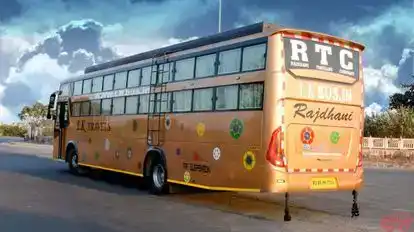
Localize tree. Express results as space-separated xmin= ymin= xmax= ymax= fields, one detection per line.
xmin=364 ymin=106 xmax=414 ymax=138
xmin=389 ymin=76 xmax=414 ymax=109
xmin=18 ymin=102 xmax=49 ymax=140
xmin=0 ymin=124 xmax=26 ymax=137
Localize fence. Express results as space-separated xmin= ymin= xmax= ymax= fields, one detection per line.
xmin=363 ymin=137 xmax=414 ymax=150
xmin=363 ymin=137 xmax=414 ymax=158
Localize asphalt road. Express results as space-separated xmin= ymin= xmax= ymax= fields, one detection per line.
xmin=0 ymin=143 xmax=413 ymax=232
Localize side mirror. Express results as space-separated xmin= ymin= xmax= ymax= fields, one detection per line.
xmin=46 ymin=93 xmax=56 ymax=119
xmin=46 ymin=92 xmax=58 ymax=120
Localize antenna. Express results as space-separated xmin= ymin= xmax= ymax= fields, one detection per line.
xmin=218 ymin=0 xmax=222 ymax=33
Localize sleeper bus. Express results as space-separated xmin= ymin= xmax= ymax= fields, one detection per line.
xmin=46 ymin=22 xmax=365 ymax=221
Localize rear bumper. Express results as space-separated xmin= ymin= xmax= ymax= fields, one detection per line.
xmin=263 ymin=165 xmax=364 ymax=193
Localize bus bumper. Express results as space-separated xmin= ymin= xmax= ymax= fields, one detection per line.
xmin=264 ymin=166 xmax=364 ymax=193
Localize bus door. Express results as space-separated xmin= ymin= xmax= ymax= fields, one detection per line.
xmin=47 ymin=92 xmax=70 ymax=160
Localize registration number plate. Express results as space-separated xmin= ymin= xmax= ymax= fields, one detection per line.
xmin=310 ymin=177 xmax=338 ymax=190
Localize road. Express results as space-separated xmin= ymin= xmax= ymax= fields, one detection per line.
xmin=0 ymin=143 xmax=412 ymax=232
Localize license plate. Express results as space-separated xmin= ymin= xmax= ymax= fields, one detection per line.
xmin=310 ymin=177 xmax=338 ymax=190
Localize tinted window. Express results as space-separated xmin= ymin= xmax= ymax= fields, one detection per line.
xmin=103 ymin=74 xmax=114 ymax=91
xmin=82 ymin=79 xmax=92 ymax=94
xmin=242 ymin=44 xmax=266 ymax=71
xmin=112 ymin=97 xmax=125 ymax=115
xmin=101 ymin=99 xmax=112 ymax=115
xmin=218 ymin=48 xmax=241 ymax=75
xmin=90 ymin=100 xmax=101 ymax=115
xmin=73 ymin=81 xmax=83 ymax=95
xmin=139 ymin=94 xmax=149 ymax=113
xmin=155 ymin=93 xmax=171 ymax=113
xmin=141 ymin=66 xmax=151 ymax=86
xmin=60 ymin=83 xmax=70 ymax=96
xmin=92 ymin=76 xmax=103 ymax=93
xmin=195 ymin=54 xmax=216 ymax=78
xmin=80 ymin=101 xmax=90 ymax=116
xmin=125 ymin=96 xmax=138 ymax=114
xmin=173 ymin=90 xmax=192 ymax=112
xmin=71 ymin=102 xmax=81 ymax=116
xmin=193 ymin=88 xmax=213 ymax=111
xmin=174 ymin=58 xmax=194 ymax=81
xmin=114 ymin=71 xmax=127 ymax=90
xmin=158 ymin=63 xmax=172 ymax=84
xmin=239 ymin=83 xmax=264 ymax=109
xmin=127 ymin=69 xmax=140 ymax=88
xmin=216 ymin=85 xmax=238 ymax=110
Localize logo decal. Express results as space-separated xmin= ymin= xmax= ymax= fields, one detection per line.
xmin=229 ymin=118 xmax=244 ymax=139
xmin=330 ymin=131 xmax=340 ymax=144
xmin=243 ymin=151 xmax=256 ymax=171
xmin=196 ymin=122 xmax=206 ymax=137
xmin=115 ymin=150 xmax=120 ymax=159
xmin=213 ymin=147 xmax=221 ymax=161
xmin=94 ymin=151 xmax=100 ymax=160
xmin=183 ymin=171 xmax=191 ymax=183
xmin=301 ymin=127 xmax=315 ymax=144
xmin=104 ymin=138 xmax=110 ymax=151
xmin=165 ymin=115 xmax=171 ymax=130
xmin=127 ymin=148 xmax=132 ymax=159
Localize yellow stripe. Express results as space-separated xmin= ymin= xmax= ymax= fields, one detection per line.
xmin=167 ymin=179 xmax=261 ymax=192
xmin=78 ymin=162 xmax=144 ymax=177
xmin=62 ymin=162 xmax=261 ymax=193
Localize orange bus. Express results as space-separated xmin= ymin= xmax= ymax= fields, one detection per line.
xmin=46 ymin=22 xmax=365 ymax=221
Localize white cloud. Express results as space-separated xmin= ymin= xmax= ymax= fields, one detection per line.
xmin=363 ymin=64 xmax=401 ymax=97
xmin=0 ymin=104 xmax=15 ymax=123
xmin=0 ymin=18 xmax=203 ymax=123
xmin=103 ymin=36 xmax=199 ymax=57
xmin=5 ymin=54 xmax=74 ymax=103
xmin=234 ymin=7 xmax=293 ymax=28
xmin=399 ymin=48 xmax=414 ymax=66
xmin=365 ymin=102 xmax=383 ymax=117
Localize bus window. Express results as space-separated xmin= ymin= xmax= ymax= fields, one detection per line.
xmin=215 ymin=85 xmax=238 ymax=110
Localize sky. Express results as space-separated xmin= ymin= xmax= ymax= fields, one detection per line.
xmin=0 ymin=0 xmax=413 ymax=122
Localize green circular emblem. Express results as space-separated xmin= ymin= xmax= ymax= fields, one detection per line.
xmin=330 ymin=131 xmax=340 ymax=144
xmin=229 ymin=118 xmax=244 ymax=139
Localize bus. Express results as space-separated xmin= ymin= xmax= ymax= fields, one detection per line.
xmin=46 ymin=22 xmax=365 ymax=221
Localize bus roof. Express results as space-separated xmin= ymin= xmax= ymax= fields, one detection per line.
xmin=60 ymin=22 xmax=365 ymax=86
xmin=84 ymin=22 xmax=275 ymax=74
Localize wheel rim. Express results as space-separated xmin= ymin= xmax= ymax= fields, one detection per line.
xmin=71 ymin=153 xmax=78 ymax=168
xmin=152 ymin=164 xmax=165 ymax=189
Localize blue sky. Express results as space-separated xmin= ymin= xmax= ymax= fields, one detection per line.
xmin=0 ymin=0 xmax=413 ymax=122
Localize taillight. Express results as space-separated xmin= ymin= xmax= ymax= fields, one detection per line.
xmin=266 ymin=127 xmax=286 ymax=168
xmin=357 ymin=136 xmax=363 ymax=167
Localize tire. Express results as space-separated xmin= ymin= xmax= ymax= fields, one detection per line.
xmin=67 ymin=149 xmax=81 ymax=175
xmin=148 ymin=156 xmax=169 ymax=195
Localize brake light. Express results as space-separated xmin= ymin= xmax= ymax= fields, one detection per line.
xmin=357 ymin=136 xmax=363 ymax=167
xmin=266 ymin=127 xmax=286 ymax=168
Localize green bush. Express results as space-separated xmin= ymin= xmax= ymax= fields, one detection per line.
xmin=0 ymin=124 xmax=26 ymax=137
xmin=364 ymin=106 xmax=414 ymax=138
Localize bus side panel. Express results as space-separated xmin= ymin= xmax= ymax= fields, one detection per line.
xmin=163 ymin=111 xmax=264 ymax=190
xmin=260 ymin=33 xmax=288 ymax=192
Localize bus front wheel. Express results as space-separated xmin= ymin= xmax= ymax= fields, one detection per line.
xmin=147 ymin=156 xmax=169 ymax=195
xmin=67 ymin=149 xmax=86 ymax=175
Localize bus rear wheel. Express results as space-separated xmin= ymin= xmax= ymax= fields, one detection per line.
xmin=148 ymin=157 xmax=169 ymax=195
